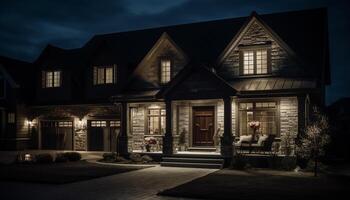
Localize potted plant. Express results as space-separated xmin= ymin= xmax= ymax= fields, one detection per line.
xmin=144 ymin=137 xmax=157 ymax=152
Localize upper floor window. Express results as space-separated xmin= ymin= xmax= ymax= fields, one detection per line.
xmin=93 ymin=65 xmax=116 ymax=85
xmin=160 ymin=59 xmax=171 ymax=84
xmin=42 ymin=70 xmax=61 ymax=88
xmin=242 ymin=49 xmax=269 ymax=75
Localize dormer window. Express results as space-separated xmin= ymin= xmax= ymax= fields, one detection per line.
xmin=93 ymin=65 xmax=116 ymax=85
xmin=42 ymin=70 xmax=61 ymax=88
xmin=160 ymin=59 xmax=171 ymax=84
xmin=241 ymin=49 xmax=269 ymax=75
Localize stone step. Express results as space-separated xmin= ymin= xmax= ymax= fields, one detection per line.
xmin=161 ymin=161 xmax=222 ymax=169
xmin=162 ymin=157 xmax=223 ymax=164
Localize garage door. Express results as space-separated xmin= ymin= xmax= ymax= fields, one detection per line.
xmin=41 ymin=121 xmax=73 ymax=150
xmin=87 ymin=120 xmax=120 ymax=151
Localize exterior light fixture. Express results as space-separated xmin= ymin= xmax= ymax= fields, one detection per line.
xmin=24 ymin=153 xmax=32 ymax=161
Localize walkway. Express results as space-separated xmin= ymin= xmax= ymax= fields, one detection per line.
xmin=0 ymin=165 xmax=216 ymax=200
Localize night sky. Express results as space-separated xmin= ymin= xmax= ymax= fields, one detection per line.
xmin=0 ymin=0 xmax=349 ymax=105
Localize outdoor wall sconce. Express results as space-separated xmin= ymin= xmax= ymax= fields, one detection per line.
xmin=24 ymin=153 xmax=32 ymax=161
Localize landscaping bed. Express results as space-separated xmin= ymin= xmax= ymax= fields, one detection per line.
xmin=158 ymin=169 xmax=350 ymax=200
xmin=99 ymin=152 xmax=159 ymax=164
xmin=0 ymin=160 xmax=149 ymax=184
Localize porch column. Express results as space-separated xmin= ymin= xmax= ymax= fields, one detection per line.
xmin=221 ymin=97 xmax=234 ymax=161
xmin=163 ymin=100 xmax=173 ymax=155
xmin=118 ymin=102 xmax=128 ymax=156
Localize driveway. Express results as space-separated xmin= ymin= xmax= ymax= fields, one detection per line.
xmin=0 ymin=165 xmax=216 ymax=200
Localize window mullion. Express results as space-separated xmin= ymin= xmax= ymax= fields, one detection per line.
xmin=254 ymin=51 xmax=257 ymax=75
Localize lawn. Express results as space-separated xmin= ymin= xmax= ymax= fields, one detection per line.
xmin=0 ymin=160 xmax=150 ymax=184
xmin=159 ymin=169 xmax=350 ymax=200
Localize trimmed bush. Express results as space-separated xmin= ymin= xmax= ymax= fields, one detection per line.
xmin=141 ymin=155 xmax=153 ymax=163
xmin=129 ymin=153 xmax=142 ymax=162
xmin=55 ymin=153 xmax=68 ymax=163
xmin=35 ymin=153 xmax=53 ymax=164
xmin=103 ymin=152 xmax=117 ymax=162
xmin=281 ymin=156 xmax=297 ymax=171
xmin=231 ymin=154 xmax=248 ymax=170
xmin=63 ymin=152 xmax=81 ymax=162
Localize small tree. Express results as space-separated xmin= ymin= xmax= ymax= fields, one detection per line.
xmin=296 ymin=107 xmax=330 ymax=176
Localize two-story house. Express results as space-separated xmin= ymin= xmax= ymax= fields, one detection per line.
xmin=1 ymin=9 xmax=330 ymax=164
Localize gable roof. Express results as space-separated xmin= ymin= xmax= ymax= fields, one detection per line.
xmin=157 ymin=64 xmax=237 ymax=100
xmin=35 ymin=8 xmax=330 ymax=85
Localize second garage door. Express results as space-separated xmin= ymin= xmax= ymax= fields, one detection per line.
xmin=87 ymin=120 xmax=120 ymax=151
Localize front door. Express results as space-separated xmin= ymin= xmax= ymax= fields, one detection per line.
xmin=192 ymin=106 xmax=215 ymax=146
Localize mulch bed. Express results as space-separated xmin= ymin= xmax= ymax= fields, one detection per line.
xmin=158 ymin=169 xmax=350 ymax=200
xmin=0 ymin=160 xmax=150 ymax=184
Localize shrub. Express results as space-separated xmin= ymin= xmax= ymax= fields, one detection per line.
xmin=103 ymin=152 xmax=117 ymax=162
xmin=129 ymin=153 xmax=142 ymax=162
xmin=231 ymin=154 xmax=248 ymax=170
xmin=63 ymin=152 xmax=81 ymax=161
xmin=141 ymin=155 xmax=153 ymax=163
xmin=281 ymin=156 xmax=297 ymax=171
xmin=55 ymin=153 xmax=68 ymax=163
xmin=35 ymin=153 xmax=53 ymax=164
xmin=115 ymin=156 xmax=127 ymax=162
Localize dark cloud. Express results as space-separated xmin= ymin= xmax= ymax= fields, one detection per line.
xmin=0 ymin=0 xmax=349 ymax=104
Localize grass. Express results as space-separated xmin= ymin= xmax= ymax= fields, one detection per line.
xmin=0 ymin=160 xmax=150 ymax=184
xmin=158 ymin=169 xmax=350 ymax=200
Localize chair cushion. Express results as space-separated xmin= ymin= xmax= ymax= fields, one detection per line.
xmin=257 ymin=135 xmax=269 ymax=146
xmin=234 ymin=135 xmax=253 ymax=146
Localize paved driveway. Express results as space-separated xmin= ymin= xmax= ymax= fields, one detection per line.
xmin=0 ymin=165 xmax=216 ymax=200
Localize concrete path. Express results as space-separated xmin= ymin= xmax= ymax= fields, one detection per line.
xmin=0 ymin=165 xmax=216 ymax=200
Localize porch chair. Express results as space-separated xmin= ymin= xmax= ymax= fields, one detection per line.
xmin=251 ymin=134 xmax=276 ymax=154
xmin=234 ymin=135 xmax=253 ymax=154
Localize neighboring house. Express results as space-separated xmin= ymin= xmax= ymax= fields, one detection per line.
xmin=1 ymin=8 xmax=330 ymax=160
xmin=0 ymin=56 xmax=34 ymax=150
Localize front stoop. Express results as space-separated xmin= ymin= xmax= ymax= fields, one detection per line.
xmin=161 ymin=155 xmax=224 ymax=169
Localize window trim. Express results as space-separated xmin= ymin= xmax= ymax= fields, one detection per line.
xmin=93 ymin=64 xmax=117 ymax=85
xmin=146 ymin=108 xmax=166 ymax=136
xmin=159 ymin=58 xmax=172 ymax=85
xmin=42 ymin=70 xmax=62 ymax=88
xmin=239 ymin=46 xmax=271 ymax=76
xmin=237 ymin=99 xmax=280 ymax=138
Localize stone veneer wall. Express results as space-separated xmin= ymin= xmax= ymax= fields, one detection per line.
xmin=279 ymin=97 xmax=298 ymax=155
xmin=128 ymin=104 xmax=165 ymax=152
xmin=129 ymin=107 xmax=145 ymax=151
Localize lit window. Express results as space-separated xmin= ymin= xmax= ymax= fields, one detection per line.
xmin=91 ymin=121 xmax=107 ymax=127
xmin=8 ymin=113 xmax=15 ymax=123
xmin=58 ymin=121 xmax=73 ymax=127
xmin=243 ymin=51 xmax=254 ymax=75
xmin=242 ymin=49 xmax=269 ymax=75
xmin=239 ymin=101 xmax=278 ymax=137
xmin=148 ymin=108 xmax=166 ymax=135
xmin=42 ymin=70 xmax=61 ymax=88
xmin=160 ymin=59 xmax=171 ymax=84
xmin=110 ymin=121 xmax=120 ymax=127
xmin=93 ymin=65 xmax=116 ymax=85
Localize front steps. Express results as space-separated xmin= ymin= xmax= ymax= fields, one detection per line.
xmin=161 ymin=154 xmax=224 ymax=169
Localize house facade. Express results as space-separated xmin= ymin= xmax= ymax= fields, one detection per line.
xmin=0 ymin=9 xmax=330 ymax=160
